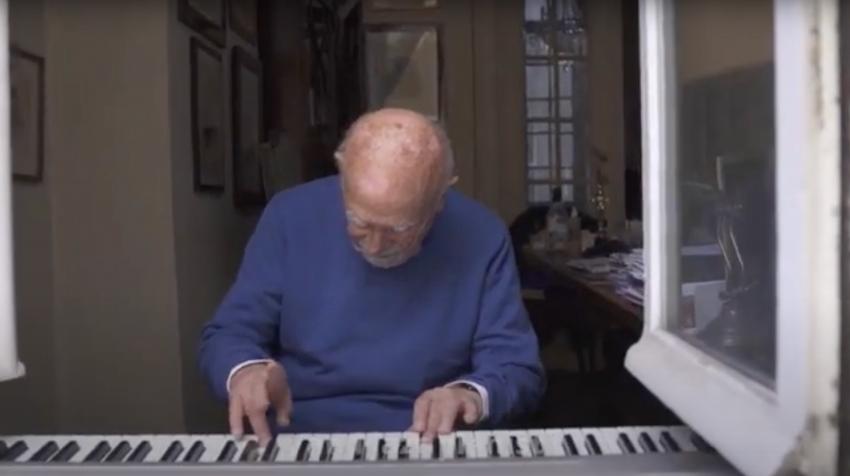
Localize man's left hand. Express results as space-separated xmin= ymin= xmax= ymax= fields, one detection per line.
xmin=409 ymin=386 xmax=482 ymax=442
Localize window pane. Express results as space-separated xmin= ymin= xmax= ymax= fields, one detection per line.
xmin=527 ymin=129 xmax=551 ymax=167
xmin=559 ymin=132 xmax=574 ymax=168
xmin=529 ymin=184 xmax=552 ymax=203
xmin=561 ymin=184 xmax=574 ymax=202
xmin=366 ymin=26 xmax=440 ymax=120
xmin=559 ymin=62 xmax=574 ymax=97
xmin=672 ymin=0 xmax=776 ymax=385
xmin=559 ymin=99 xmax=573 ymax=117
xmin=528 ymin=168 xmax=551 ymax=180
xmin=527 ymin=99 xmax=551 ymax=118
xmin=525 ymin=65 xmax=552 ymax=99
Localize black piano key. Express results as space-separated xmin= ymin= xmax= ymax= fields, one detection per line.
xmin=261 ymin=438 xmax=278 ymax=462
xmin=320 ymin=440 xmax=333 ymax=462
xmin=0 ymin=441 xmax=6 ymax=459
xmin=29 ymin=441 xmax=59 ymax=462
xmin=454 ymin=437 xmax=466 ymax=459
xmin=84 ymin=441 xmax=111 ymax=462
xmin=510 ymin=436 xmax=521 ymax=458
xmin=530 ymin=436 xmax=545 ymax=457
xmin=128 ymin=441 xmax=152 ymax=462
xmin=239 ymin=440 xmax=259 ymax=462
xmin=51 ymin=441 xmax=80 ymax=462
xmin=398 ymin=440 xmax=410 ymax=460
xmin=353 ymin=439 xmax=366 ymax=461
xmin=2 ymin=441 xmax=28 ymax=462
xmin=488 ymin=436 xmax=499 ymax=458
xmin=106 ymin=441 xmax=132 ymax=463
xmin=183 ymin=441 xmax=205 ymax=462
xmin=639 ymin=432 xmax=659 ymax=453
xmin=660 ymin=431 xmax=681 ymax=453
xmin=562 ymin=434 xmax=579 ymax=456
xmin=617 ymin=433 xmax=637 ymax=454
xmin=295 ymin=440 xmax=311 ymax=462
xmin=691 ymin=434 xmax=716 ymax=453
xmin=377 ymin=439 xmax=388 ymax=460
xmin=215 ymin=441 xmax=237 ymax=463
xmin=585 ymin=434 xmax=602 ymax=455
xmin=431 ymin=438 xmax=441 ymax=459
xmin=160 ymin=441 xmax=185 ymax=463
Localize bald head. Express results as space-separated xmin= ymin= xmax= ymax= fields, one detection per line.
xmin=336 ymin=108 xmax=455 ymax=268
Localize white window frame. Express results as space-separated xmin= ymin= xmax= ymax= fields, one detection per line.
xmin=625 ymin=0 xmax=841 ymax=474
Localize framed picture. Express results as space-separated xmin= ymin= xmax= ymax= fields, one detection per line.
xmin=9 ymin=46 xmax=44 ymax=182
xmin=190 ymin=37 xmax=226 ymax=192
xmin=179 ymin=0 xmax=225 ymax=47
xmin=231 ymin=46 xmax=264 ymax=206
xmin=229 ymin=0 xmax=258 ymax=45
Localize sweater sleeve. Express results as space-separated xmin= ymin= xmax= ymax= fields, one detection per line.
xmin=198 ymin=205 xmax=284 ymax=402
xmin=456 ymin=231 xmax=546 ymax=425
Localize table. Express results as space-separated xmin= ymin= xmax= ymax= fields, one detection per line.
xmin=522 ymin=248 xmax=643 ymax=333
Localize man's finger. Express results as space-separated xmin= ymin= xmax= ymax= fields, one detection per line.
xmin=410 ymin=395 xmax=431 ymax=433
xmin=437 ymin=400 xmax=457 ymax=435
xmin=461 ymin=397 xmax=479 ymax=425
xmin=228 ymin=395 xmax=245 ymax=438
xmin=267 ymin=363 xmax=292 ymax=426
xmin=247 ymin=407 xmax=273 ymax=447
xmin=423 ymin=399 xmax=444 ymax=443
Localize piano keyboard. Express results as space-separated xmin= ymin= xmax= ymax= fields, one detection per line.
xmin=0 ymin=426 xmax=713 ymax=464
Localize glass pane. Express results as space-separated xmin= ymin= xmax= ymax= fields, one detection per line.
xmin=524 ymin=0 xmax=548 ymax=20
xmin=527 ymin=128 xmax=551 ymax=167
xmin=527 ymin=99 xmax=551 ymax=118
xmin=528 ymin=168 xmax=551 ymax=180
xmin=559 ymin=62 xmax=574 ymax=97
xmin=671 ymin=0 xmax=776 ymax=385
xmin=525 ymin=32 xmax=550 ymax=56
xmin=559 ymin=99 xmax=573 ymax=118
xmin=561 ymin=184 xmax=574 ymax=202
xmin=561 ymin=167 xmax=573 ymax=180
xmin=558 ymin=132 xmax=574 ymax=168
xmin=366 ymin=26 xmax=440 ymax=120
xmin=529 ymin=184 xmax=552 ymax=203
xmin=525 ymin=64 xmax=552 ymax=99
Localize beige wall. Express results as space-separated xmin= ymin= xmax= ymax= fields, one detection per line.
xmin=46 ymin=0 xmax=183 ymax=433
xmin=167 ymin=1 xmax=259 ymax=433
xmin=587 ymin=0 xmax=626 ymax=232
xmin=0 ymin=0 xmax=56 ymax=434
xmin=1 ymin=0 xmax=262 ymax=434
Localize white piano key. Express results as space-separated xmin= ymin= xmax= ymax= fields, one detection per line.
xmin=492 ymin=430 xmax=514 ymax=458
xmin=57 ymin=436 xmax=98 ymax=464
xmin=400 ymin=432 xmax=419 ymax=460
xmin=614 ymin=427 xmax=642 ymax=454
xmin=473 ymin=430 xmax=493 ymax=459
xmin=362 ymin=433 xmax=381 ymax=462
xmin=563 ymin=428 xmax=590 ymax=456
xmin=306 ymin=434 xmax=328 ymax=463
xmin=453 ymin=431 xmax=476 ymax=459
xmin=418 ymin=440 xmax=434 ymax=461
xmin=578 ymin=429 xmax=608 ymax=455
xmin=5 ymin=436 xmax=50 ymax=462
xmin=510 ymin=430 xmax=532 ymax=458
xmin=540 ymin=429 xmax=566 ymax=458
xmin=190 ymin=435 xmax=226 ymax=463
xmin=436 ymin=433 xmax=456 ymax=460
xmin=525 ymin=429 xmax=553 ymax=458
xmin=338 ymin=433 xmax=364 ymax=461
xmin=630 ymin=426 xmax=665 ymax=453
xmin=381 ymin=432 xmax=401 ymax=461
xmin=596 ymin=428 xmax=624 ymax=455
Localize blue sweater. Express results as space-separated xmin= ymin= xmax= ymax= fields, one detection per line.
xmin=199 ymin=176 xmax=544 ymax=433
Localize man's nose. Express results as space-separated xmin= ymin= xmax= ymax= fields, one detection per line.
xmin=361 ymin=231 xmax=388 ymax=255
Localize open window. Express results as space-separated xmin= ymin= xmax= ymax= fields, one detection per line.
xmin=625 ymin=0 xmax=842 ymax=474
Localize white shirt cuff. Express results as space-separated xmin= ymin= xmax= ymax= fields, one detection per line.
xmin=226 ymin=359 xmax=274 ymax=395
xmin=446 ymin=380 xmax=489 ymax=422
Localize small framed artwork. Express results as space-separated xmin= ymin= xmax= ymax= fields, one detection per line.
xmin=229 ymin=0 xmax=258 ymax=45
xmin=179 ymin=0 xmax=225 ymax=47
xmin=9 ymin=46 xmax=44 ymax=182
xmin=191 ymin=37 xmax=226 ymax=192
xmin=231 ymin=46 xmax=264 ymax=207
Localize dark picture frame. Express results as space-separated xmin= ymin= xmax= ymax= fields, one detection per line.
xmin=9 ymin=46 xmax=44 ymax=182
xmin=179 ymin=0 xmax=225 ymax=47
xmin=191 ymin=37 xmax=226 ymax=192
xmin=231 ymin=46 xmax=264 ymax=207
xmin=229 ymin=0 xmax=258 ymax=45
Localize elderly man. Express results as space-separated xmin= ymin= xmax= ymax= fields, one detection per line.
xmin=199 ymin=108 xmax=544 ymax=445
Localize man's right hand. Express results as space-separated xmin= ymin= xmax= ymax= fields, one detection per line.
xmin=228 ymin=361 xmax=292 ymax=446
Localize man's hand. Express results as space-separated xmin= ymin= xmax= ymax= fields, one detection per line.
xmin=409 ymin=386 xmax=482 ymax=443
xmin=228 ymin=361 xmax=292 ymax=446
